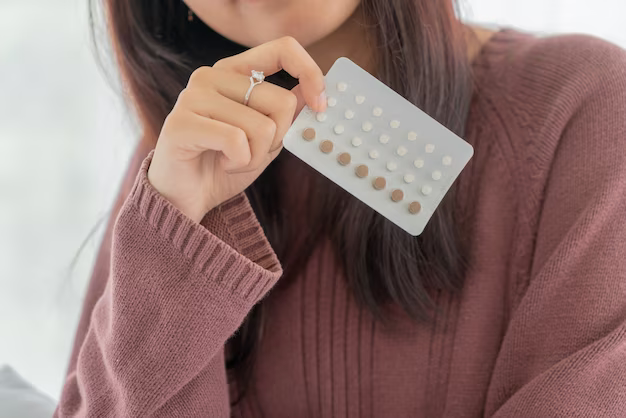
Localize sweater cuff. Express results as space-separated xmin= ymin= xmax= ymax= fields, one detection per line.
xmin=200 ymin=194 xmax=279 ymax=273
xmin=125 ymin=150 xmax=282 ymax=305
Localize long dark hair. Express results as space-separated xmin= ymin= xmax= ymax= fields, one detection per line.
xmin=91 ymin=0 xmax=474 ymax=401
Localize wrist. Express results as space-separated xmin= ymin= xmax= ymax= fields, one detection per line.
xmin=147 ymin=170 xmax=208 ymax=224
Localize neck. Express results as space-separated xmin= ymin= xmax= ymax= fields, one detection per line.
xmin=306 ymin=15 xmax=495 ymax=77
xmin=465 ymin=25 xmax=498 ymax=63
xmin=305 ymin=8 xmax=374 ymax=75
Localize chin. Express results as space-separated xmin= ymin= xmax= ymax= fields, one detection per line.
xmin=236 ymin=22 xmax=338 ymax=48
xmin=190 ymin=0 xmax=361 ymax=48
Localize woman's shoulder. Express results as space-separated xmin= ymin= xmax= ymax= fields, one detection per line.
xmin=465 ymin=28 xmax=626 ymax=242
xmin=476 ymin=27 xmax=626 ymax=98
xmin=474 ymin=27 xmax=626 ymax=128
xmin=472 ymin=27 xmax=626 ymax=184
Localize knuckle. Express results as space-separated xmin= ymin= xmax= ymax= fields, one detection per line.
xmin=258 ymin=118 xmax=277 ymax=140
xmin=161 ymin=111 xmax=187 ymax=138
xmin=279 ymin=35 xmax=301 ymax=51
xmin=164 ymin=109 xmax=184 ymax=127
xmin=229 ymin=126 xmax=249 ymax=149
xmin=212 ymin=57 xmax=230 ymax=70
xmin=222 ymin=126 xmax=251 ymax=167
xmin=189 ymin=66 xmax=212 ymax=85
xmin=176 ymin=88 xmax=193 ymax=104
xmin=283 ymin=90 xmax=298 ymax=111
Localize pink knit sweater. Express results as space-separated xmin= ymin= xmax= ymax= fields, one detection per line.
xmin=55 ymin=29 xmax=626 ymax=417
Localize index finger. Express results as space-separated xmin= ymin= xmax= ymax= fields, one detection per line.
xmin=212 ymin=36 xmax=327 ymax=113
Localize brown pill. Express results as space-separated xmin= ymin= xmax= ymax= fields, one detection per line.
xmin=337 ymin=152 xmax=351 ymax=166
xmin=372 ymin=177 xmax=386 ymax=190
xmin=302 ymin=127 xmax=316 ymax=141
xmin=408 ymin=201 xmax=422 ymax=214
xmin=391 ymin=189 xmax=404 ymax=202
xmin=319 ymin=140 xmax=334 ymax=153
xmin=355 ymin=164 xmax=369 ymax=178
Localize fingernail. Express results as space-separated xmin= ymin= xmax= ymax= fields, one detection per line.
xmin=316 ymin=91 xmax=327 ymax=112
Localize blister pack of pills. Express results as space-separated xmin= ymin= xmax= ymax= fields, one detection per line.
xmin=283 ymin=57 xmax=473 ymax=236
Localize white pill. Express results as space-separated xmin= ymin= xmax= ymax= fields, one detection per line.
xmin=344 ymin=109 xmax=355 ymax=120
xmin=404 ymin=174 xmax=415 ymax=184
xmin=421 ymin=185 xmax=433 ymax=196
xmin=337 ymin=82 xmax=348 ymax=92
xmin=396 ymin=146 xmax=408 ymax=156
xmin=408 ymin=131 xmax=418 ymax=141
xmin=442 ymin=155 xmax=452 ymax=166
xmin=386 ymin=161 xmax=397 ymax=171
xmin=351 ymin=137 xmax=363 ymax=147
xmin=373 ymin=107 xmax=383 ymax=117
xmin=432 ymin=170 xmax=442 ymax=181
xmin=355 ymin=95 xmax=366 ymax=104
xmin=334 ymin=124 xmax=345 ymax=134
xmin=425 ymin=144 xmax=435 ymax=153
xmin=414 ymin=159 xmax=424 ymax=168
xmin=379 ymin=134 xmax=390 ymax=144
xmin=327 ymin=97 xmax=337 ymax=107
xmin=369 ymin=149 xmax=379 ymax=159
xmin=362 ymin=121 xmax=373 ymax=132
xmin=390 ymin=120 xmax=401 ymax=129
xmin=316 ymin=112 xmax=327 ymax=122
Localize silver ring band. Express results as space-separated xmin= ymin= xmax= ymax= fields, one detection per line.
xmin=244 ymin=70 xmax=265 ymax=106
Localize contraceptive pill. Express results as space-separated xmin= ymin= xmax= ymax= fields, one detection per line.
xmin=284 ymin=57 xmax=473 ymax=235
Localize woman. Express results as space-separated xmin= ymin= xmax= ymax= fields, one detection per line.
xmin=56 ymin=0 xmax=626 ymax=416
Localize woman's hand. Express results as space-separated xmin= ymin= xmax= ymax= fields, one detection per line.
xmin=148 ymin=36 xmax=326 ymax=223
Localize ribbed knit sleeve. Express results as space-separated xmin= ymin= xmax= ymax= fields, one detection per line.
xmin=485 ymin=36 xmax=626 ymax=417
xmin=54 ymin=150 xmax=282 ymax=417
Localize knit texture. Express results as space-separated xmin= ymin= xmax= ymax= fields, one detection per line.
xmin=55 ymin=28 xmax=626 ymax=417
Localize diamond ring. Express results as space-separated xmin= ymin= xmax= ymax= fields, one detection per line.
xmin=243 ymin=70 xmax=265 ymax=106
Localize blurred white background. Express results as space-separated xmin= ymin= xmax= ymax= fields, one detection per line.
xmin=1 ymin=0 xmax=625 ymax=402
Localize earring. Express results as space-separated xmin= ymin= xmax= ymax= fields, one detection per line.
xmin=188 ymin=8 xmax=194 ymax=22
